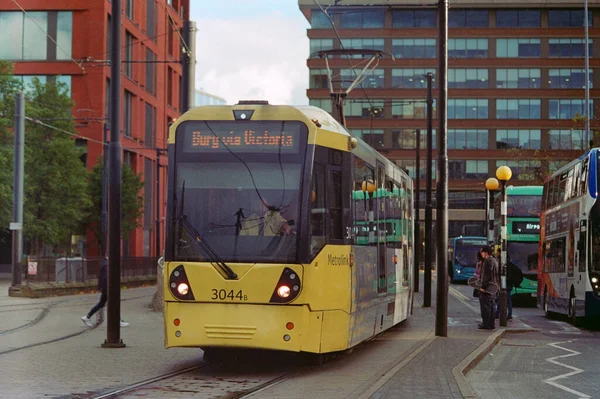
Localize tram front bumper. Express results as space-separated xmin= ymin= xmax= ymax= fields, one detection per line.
xmin=164 ymin=302 xmax=323 ymax=353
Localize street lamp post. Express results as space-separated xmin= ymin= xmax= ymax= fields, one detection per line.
xmin=485 ymin=178 xmax=499 ymax=247
xmin=496 ymin=166 xmax=512 ymax=328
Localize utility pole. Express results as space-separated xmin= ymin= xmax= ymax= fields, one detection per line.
xmin=414 ymin=128 xmax=420 ymax=293
xmin=584 ymin=0 xmax=591 ymax=149
xmin=435 ymin=0 xmax=449 ymax=337
xmin=103 ymin=0 xmax=125 ymax=348
xmin=424 ymin=74 xmax=434 ymax=308
xmin=10 ymin=92 xmax=25 ymax=288
xmin=180 ymin=20 xmax=196 ymax=112
xmin=101 ymin=124 xmax=108 ymax=257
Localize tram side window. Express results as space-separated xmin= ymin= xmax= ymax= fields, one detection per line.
xmin=352 ymin=156 xmax=375 ymax=246
xmin=543 ymin=238 xmax=566 ymax=273
xmin=328 ymin=169 xmax=343 ymax=240
xmin=310 ymin=163 xmax=327 ymax=257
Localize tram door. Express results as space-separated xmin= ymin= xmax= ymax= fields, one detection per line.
xmin=377 ymin=163 xmax=387 ymax=293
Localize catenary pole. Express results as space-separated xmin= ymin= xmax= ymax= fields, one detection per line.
xmin=435 ymin=0 xmax=449 ymax=337
xmin=414 ymin=128 xmax=421 ymax=293
xmin=424 ymin=74 xmax=433 ymax=307
xmin=11 ymin=92 xmax=25 ymax=287
xmin=104 ymin=0 xmax=125 ymax=348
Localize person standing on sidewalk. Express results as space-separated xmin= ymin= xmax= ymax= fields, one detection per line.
xmin=478 ymin=246 xmax=499 ymax=330
xmin=81 ymin=258 xmax=129 ymax=328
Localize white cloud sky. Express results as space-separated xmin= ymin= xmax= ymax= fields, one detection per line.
xmin=192 ymin=9 xmax=310 ymax=105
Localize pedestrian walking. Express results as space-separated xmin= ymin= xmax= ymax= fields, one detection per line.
xmin=81 ymin=258 xmax=129 ymax=328
xmin=478 ymin=246 xmax=499 ymax=331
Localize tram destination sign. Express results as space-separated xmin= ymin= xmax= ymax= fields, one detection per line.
xmin=180 ymin=122 xmax=302 ymax=154
xmin=512 ymin=221 xmax=540 ymax=234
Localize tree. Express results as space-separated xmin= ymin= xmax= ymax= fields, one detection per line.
xmin=23 ymin=78 xmax=92 ymax=254
xmin=86 ymin=161 xmax=144 ymax=251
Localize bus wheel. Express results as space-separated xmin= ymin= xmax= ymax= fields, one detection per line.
xmin=567 ymin=290 xmax=577 ymax=326
xmin=543 ymin=288 xmax=550 ymax=318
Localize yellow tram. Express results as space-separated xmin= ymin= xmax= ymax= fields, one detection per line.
xmin=163 ymin=101 xmax=414 ymax=355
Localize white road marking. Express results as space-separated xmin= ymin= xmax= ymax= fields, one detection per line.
xmin=549 ymin=321 xmax=581 ymax=335
xmin=543 ymin=341 xmax=590 ymax=399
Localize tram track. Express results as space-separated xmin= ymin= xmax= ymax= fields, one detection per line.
xmin=0 ymin=293 xmax=153 ymax=355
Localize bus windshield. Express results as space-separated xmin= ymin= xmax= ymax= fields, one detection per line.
xmin=507 ymin=241 xmax=538 ymax=275
xmin=173 ymin=120 xmax=308 ymax=263
xmin=454 ymin=247 xmax=480 ymax=267
xmin=509 ymin=195 xmax=542 ymax=217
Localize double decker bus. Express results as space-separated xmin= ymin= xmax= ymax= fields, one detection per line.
xmin=448 ymin=236 xmax=487 ymax=283
xmin=162 ymin=101 xmax=414 ymax=359
xmin=494 ymin=186 xmax=543 ymax=298
xmin=539 ymin=149 xmax=600 ymax=323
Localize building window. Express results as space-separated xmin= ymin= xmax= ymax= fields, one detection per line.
xmin=310 ymin=10 xmax=331 ymax=28
xmin=167 ymin=68 xmax=173 ymax=106
xmin=310 ymin=39 xmax=334 ymax=55
xmin=496 ymin=99 xmax=541 ymax=119
xmin=396 ymin=160 xmax=437 ymax=180
xmin=549 ymin=129 xmax=584 ymax=150
xmin=392 ymin=39 xmax=436 ymax=59
xmin=126 ymin=0 xmax=134 ymax=20
xmin=147 ymin=0 xmax=156 ymax=41
xmin=449 ymin=160 xmax=488 ymax=180
xmin=106 ymin=14 xmax=111 ymax=61
xmin=448 ymin=69 xmax=488 ymax=88
xmin=549 ymin=160 xmax=571 ymax=174
xmin=0 ymin=11 xmax=72 ymax=60
xmin=392 ymin=129 xmax=438 ymax=150
xmin=448 ymin=99 xmax=488 ymax=119
xmin=392 ymin=69 xmax=436 ymax=88
xmin=392 ymin=9 xmax=436 ymax=28
xmin=496 ymin=39 xmax=540 ymax=58
xmin=341 ymin=68 xmax=384 ymax=88
xmin=548 ymin=9 xmax=592 ymax=28
xmin=496 ymin=69 xmax=541 ymax=89
xmin=549 ymin=69 xmax=593 ymax=89
xmin=549 ymin=99 xmax=593 ymax=119
xmin=345 ymin=100 xmax=384 ymax=117
xmin=309 ymin=98 xmax=332 ymax=113
xmin=496 ymin=129 xmax=541 ymax=149
xmin=392 ymin=99 xmax=435 ymax=119
xmin=340 ymin=10 xmax=385 ymax=28
xmin=124 ymin=90 xmax=133 ymax=138
xmin=351 ymin=129 xmax=384 ymax=149
xmin=167 ymin=18 xmax=174 ymax=56
xmin=310 ymin=69 xmax=329 ymax=89
xmin=340 ymin=38 xmax=384 ymax=58
xmin=449 ymin=39 xmax=488 ymax=58
xmin=144 ymin=102 xmax=155 ymax=148
xmin=145 ymin=49 xmax=156 ymax=95
xmin=125 ymin=31 xmax=133 ymax=78
xmin=449 ymin=9 xmax=488 ymax=27
xmin=496 ymin=9 xmax=540 ymax=28
xmin=496 ymin=160 xmax=541 ymax=181
xmin=549 ymin=39 xmax=593 ymax=58
xmin=448 ymin=129 xmax=488 ymax=149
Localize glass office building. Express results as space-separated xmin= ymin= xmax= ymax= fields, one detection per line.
xmin=299 ymin=0 xmax=597 ymax=237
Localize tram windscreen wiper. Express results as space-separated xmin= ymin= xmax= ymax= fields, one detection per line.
xmin=178 ymin=216 xmax=238 ymax=280
xmin=177 ymin=180 xmax=237 ymax=280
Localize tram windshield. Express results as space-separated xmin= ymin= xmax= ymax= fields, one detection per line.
xmin=173 ymin=120 xmax=307 ymax=263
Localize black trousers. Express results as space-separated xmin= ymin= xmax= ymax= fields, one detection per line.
xmin=87 ymin=288 xmax=107 ymax=318
xmin=479 ymin=291 xmax=495 ymax=329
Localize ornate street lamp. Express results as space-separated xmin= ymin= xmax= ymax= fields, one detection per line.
xmin=496 ymin=165 xmax=512 ymax=327
xmin=484 ymin=177 xmax=499 ymax=246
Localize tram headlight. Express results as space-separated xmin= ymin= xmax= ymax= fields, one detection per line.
xmin=169 ymin=265 xmax=195 ymax=300
xmin=177 ymin=283 xmax=189 ymax=296
xmin=277 ymin=285 xmax=291 ymax=298
xmin=270 ymin=267 xmax=301 ymax=303
xmin=592 ymin=276 xmax=599 ymax=284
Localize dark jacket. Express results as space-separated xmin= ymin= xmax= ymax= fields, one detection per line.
xmin=507 ymin=261 xmax=523 ymax=287
xmin=481 ymin=255 xmax=499 ymax=290
xmin=98 ymin=262 xmax=107 ymax=291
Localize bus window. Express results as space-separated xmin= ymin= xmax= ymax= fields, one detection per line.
xmin=572 ymin=161 xmax=581 ymax=198
xmin=580 ymin=159 xmax=589 ymax=197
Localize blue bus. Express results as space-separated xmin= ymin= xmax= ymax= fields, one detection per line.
xmin=448 ymin=236 xmax=488 ymax=283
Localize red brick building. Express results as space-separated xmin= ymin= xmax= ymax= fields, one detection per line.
xmin=1 ymin=0 xmax=189 ymax=257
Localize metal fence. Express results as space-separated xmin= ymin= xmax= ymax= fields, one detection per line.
xmin=23 ymin=256 xmax=159 ymax=284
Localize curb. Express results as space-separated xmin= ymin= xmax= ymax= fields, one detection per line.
xmin=452 ymin=327 xmax=539 ymax=398
xmin=7 ymin=276 xmax=157 ymax=298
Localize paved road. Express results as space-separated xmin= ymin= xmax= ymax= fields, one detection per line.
xmin=450 ymin=282 xmax=600 ymax=399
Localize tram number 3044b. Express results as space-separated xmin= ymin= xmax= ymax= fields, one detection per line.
xmin=211 ymin=289 xmax=248 ymax=301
